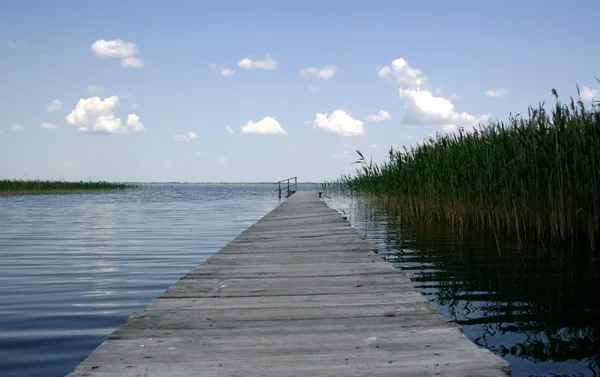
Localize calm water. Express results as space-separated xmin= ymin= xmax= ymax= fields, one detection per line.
xmin=3 ymin=186 xmax=599 ymax=377
xmin=0 ymin=184 xmax=314 ymax=377
xmin=326 ymin=194 xmax=600 ymax=377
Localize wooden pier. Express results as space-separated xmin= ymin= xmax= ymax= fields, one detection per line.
xmin=67 ymin=191 xmax=510 ymax=377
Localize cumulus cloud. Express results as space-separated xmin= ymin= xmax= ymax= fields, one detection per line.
xmin=377 ymin=57 xmax=488 ymax=131
xmin=378 ymin=58 xmax=427 ymax=87
xmin=299 ymin=64 xmax=337 ymax=80
xmin=91 ymin=39 xmax=144 ymax=68
xmin=211 ymin=63 xmax=235 ymax=76
xmin=9 ymin=124 xmax=24 ymax=132
xmin=313 ymin=110 xmax=364 ymax=136
xmin=484 ymin=88 xmax=509 ymax=97
xmin=240 ymin=116 xmax=286 ymax=135
xmin=580 ymin=86 xmax=599 ymax=103
xmin=66 ymin=95 xmax=146 ymax=134
xmin=225 ymin=126 xmax=234 ymax=134
xmin=367 ymin=110 xmax=391 ymax=122
xmin=399 ymin=88 xmax=490 ymax=129
xmin=173 ymin=132 xmax=199 ymax=142
xmin=87 ymin=85 xmax=105 ymax=94
xmin=126 ymin=114 xmax=145 ymax=132
xmin=41 ymin=122 xmax=57 ymax=130
xmin=237 ymin=54 xmax=278 ymax=70
xmin=307 ymin=85 xmax=320 ymax=92
xmin=46 ymin=98 xmax=62 ymax=112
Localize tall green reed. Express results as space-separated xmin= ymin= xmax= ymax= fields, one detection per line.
xmin=0 ymin=179 xmax=137 ymax=194
xmin=326 ymin=90 xmax=600 ymax=249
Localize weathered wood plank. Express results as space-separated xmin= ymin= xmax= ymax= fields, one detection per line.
xmin=66 ymin=191 xmax=510 ymax=377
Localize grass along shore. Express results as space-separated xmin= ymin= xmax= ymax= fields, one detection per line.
xmin=324 ymin=91 xmax=600 ymax=249
xmin=0 ymin=179 xmax=137 ymax=195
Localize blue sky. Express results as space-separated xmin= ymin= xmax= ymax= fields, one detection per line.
xmin=1 ymin=0 xmax=598 ymax=182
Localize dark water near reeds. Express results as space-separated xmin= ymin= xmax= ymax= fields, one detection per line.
xmin=0 ymin=184 xmax=315 ymax=377
xmin=325 ymin=194 xmax=600 ymax=377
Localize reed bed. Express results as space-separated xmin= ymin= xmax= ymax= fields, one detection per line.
xmin=325 ymin=91 xmax=600 ymax=248
xmin=0 ymin=179 xmax=137 ymax=195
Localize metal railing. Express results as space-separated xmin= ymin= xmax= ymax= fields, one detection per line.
xmin=276 ymin=177 xmax=297 ymax=199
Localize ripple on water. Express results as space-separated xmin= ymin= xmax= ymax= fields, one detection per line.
xmin=0 ymin=184 xmax=288 ymax=377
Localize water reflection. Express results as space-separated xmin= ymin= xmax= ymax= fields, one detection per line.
xmin=325 ymin=194 xmax=600 ymax=377
xmin=0 ymin=184 xmax=283 ymax=377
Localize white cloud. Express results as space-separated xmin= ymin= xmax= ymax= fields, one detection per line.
xmin=193 ymin=152 xmax=204 ymax=156
xmin=211 ymin=63 xmax=236 ymax=76
xmin=240 ymin=116 xmax=286 ymax=135
xmin=398 ymin=88 xmax=490 ymax=129
xmin=367 ymin=110 xmax=391 ymax=122
xmin=91 ymin=39 xmax=144 ymax=68
xmin=443 ymin=124 xmax=458 ymax=133
xmin=41 ymin=122 xmax=57 ymax=130
xmin=313 ymin=110 xmax=364 ymax=136
xmin=66 ymin=95 xmax=146 ymax=134
xmin=173 ymin=132 xmax=199 ymax=142
xmin=484 ymin=89 xmax=509 ymax=97
xmin=131 ymin=104 xmax=139 ymax=110
xmin=121 ymin=56 xmax=145 ymax=68
xmin=580 ymin=86 xmax=599 ymax=103
xmin=9 ymin=124 xmax=24 ymax=132
xmin=126 ymin=114 xmax=145 ymax=132
xmin=449 ymin=93 xmax=461 ymax=100
xmin=237 ymin=54 xmax=278 ymax=70
xmin=87 ymin=85 xmax=105 ymax=94
xmin=299 ymin=64 xmax=337 ymax=80
xmin=46 ymin=98 xmax=62 ymax=112
xmin=378 ymin=58 xmax=427 ymax=87
xmin=218 ymin=156 xmax=228 ymax=166
xmin=368 ymin=144 xmax=378 ymax=148
xmin=307 ymin=85 xmax=320 ymax=92
xmin=8 ymin=40 xmax=29 ymax=51
xmin=225 ymin=126 xmax=234 ymax=134
xmin=91 ymin=39 xmax=137 ymax=58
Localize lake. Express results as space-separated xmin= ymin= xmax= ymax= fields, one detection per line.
xmin=325 ymin=193 xmax=600 ymax=377
xmin=0 ymin=184 xmax=313 ymax=377
xmin=2 ymin=185 xmax=598 ymax=377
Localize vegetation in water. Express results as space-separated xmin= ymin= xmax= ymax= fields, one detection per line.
xmin=0 ymin=179 xmax=138 ymax=195
xmin=324 ymin=88 xmax=600 ymax=248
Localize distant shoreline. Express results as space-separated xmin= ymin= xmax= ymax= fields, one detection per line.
xmin=0 ymin=180 xmax=137 ymax=196
xmin=0 ymin=180 xmax=319 ymax=196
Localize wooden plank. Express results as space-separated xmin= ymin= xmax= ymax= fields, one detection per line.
xmin=66 ymin=191 xmax=510 ymax=377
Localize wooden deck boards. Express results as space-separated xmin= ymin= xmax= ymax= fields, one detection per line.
xmin=67 ymin=191 xmax=510 ymax=377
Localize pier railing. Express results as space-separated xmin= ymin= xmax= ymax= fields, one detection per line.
xmin=276 ymin=177 xmax=297 ymax=199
